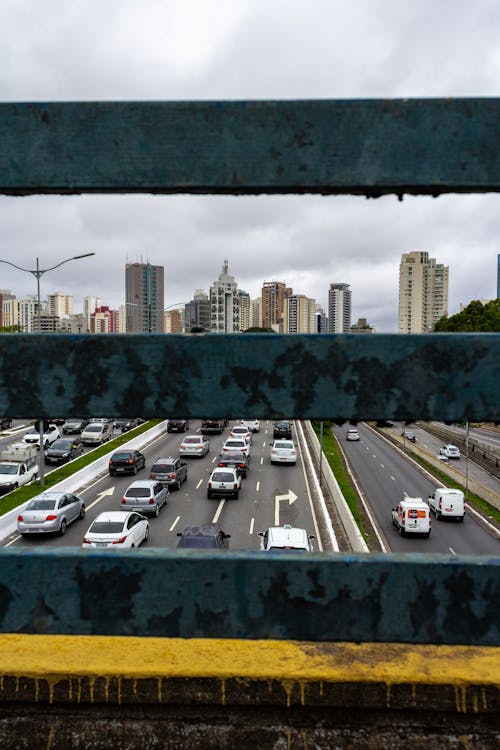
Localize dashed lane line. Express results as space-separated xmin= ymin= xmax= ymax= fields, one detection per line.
xmin=212 ymin=499 xmax=225 ymax=524
xmin=169 ymin=516 xmax=180 ymax=532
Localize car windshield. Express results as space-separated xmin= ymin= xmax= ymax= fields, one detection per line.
xmin=183 ymin=437 xmax=200 ymax=444
xmin=0 ymin=464 xmax=18 ymax=475
xmin=25 ymin=428 xmax=38 ymax=435
xmin=151 ymin=463 xmax=174 ymax=473
xmin=86 ymin=425 xmax=102 ymax=433
xmin=125 ymin=487 xmax=150 ymax=497
xmin=211 ymin=471 xmax=234 ymax=482
xmin=178 ymin=536 xmax=217 ymax=548
xmin=112 ymin=452 xmax=133 ymax=460
xmin=51 ymin=440 xmax=73 ymax=449
xmin=90 ymin=521 xmax=124 ymax=534
xmin=275 ymin=442 xmax=293 ymax=449
xmin=65 ymin=419 xmax=81 ymax=424
xmin=26 ymin=499 xmax=57 ymax=511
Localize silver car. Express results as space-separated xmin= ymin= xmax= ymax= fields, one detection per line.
xmin=179 ymin=434 xmax=210 ymax=457
xmin=17 ymin=491 xmax=85 ymax=536
xmin=121 ymin=479 xmax=169 ymax=517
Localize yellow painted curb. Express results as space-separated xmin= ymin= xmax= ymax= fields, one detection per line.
xmin=0 ymin=635 xmax=498 ymax=686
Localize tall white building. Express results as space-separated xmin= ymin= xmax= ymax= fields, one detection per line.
xmin=209 ymin=260 xmax=239 ymax=333
xmin=283 ymin=295 xmax=317 ymax=333
xmin=1 ymin=294 xmax=18 ymax=329
xmin=328 ymin=283 xmax=352 ymax=333
xmin=83 ymin=296 xmax=101 ymax=333
xmin=18 ymin=297 xmax=40 ymax=333
xmin=47 ymin=293 xmax=73 ymax=319
xmin=117 ymin=304 xmax=127 ymax=333
xmin=398 ymin=251 xmax=449 ymax=333
xmin=238 ymin=291 xmax=250 ymax=331
xmin=250 ymin=297 xmax=262 ymax=329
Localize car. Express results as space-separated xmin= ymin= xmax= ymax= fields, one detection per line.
xmin=176 ymin=524 xmax=231 ymax=550
xmin=17 ymin=491 xmax=85 ymax=536
xmin=346 ymin=428 xmax=360 ymax=441
xmin=240 ymin=419 xmax=260 ymax=433
xmin=22 ymin=423 xmax=61 ymax=449
xmin=83 ymin=511 xmax=149 ymax=548
xmin=109 ymin=449 xmax=146 ymax=476
xmin=229 ymin=425 xmax=252 ymax=444
xmin=81 ymin=421 xmax=113 ymax=445
xmin=439 ymin=444 xmax=461 ymax=459
xmin=45 ymin=437 xmax=84 ymax=464
xmin=149 ymin=456 xmax=188 ymax=489
xmin=200 ymin=419 xmax=226 ymax=434
xmin=273 ymin=420 xmax=292 ymax=439
xmin=167 ymin=419 xmax=190 ymax=433
xmin=217 ymin=450 xmax=250 ymax=478
xmin=207 ymin=467 xmax=241 ymax=499
xmin=0 ymin=417 xmax=12 ymax=430
xmin=401 ymin=429 xmax=416 ymax=443
xmin=62 ymin=418 xmax=90 ymax=435
xmin=221 ymin=437 xmax=250 ymax=456
xmin=121 ymin=479 xmax=169 ymax=517
xmin=112 ymin=418 xmax=143 ymax=432
xmin=392 ymin=498 xmax=431 ymax=537
xmin=179 ymin=434 xmax=210 ymax=457
xmin=270 ymin=439 xmax=297 ymax=464
xmin=258 ymin=525 xmax=315 ymax=552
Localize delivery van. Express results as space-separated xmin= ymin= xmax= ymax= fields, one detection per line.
xmin=428 ymin=488 xmax=465 ymax=522
xmin=392 ymin=497 xmax=431 ymax=537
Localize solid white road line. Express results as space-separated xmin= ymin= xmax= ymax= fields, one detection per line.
xmin=449 ymin=547 xmax=457 ymax=555
xmin=262 ymin=441 xmax=266 ymax=447
xmin=391 ymin=476 xmax=395 ymax=481
xmin=169 ymin=516 xmax=180 ymax=532
xmin=249 ymin=517 xmax=254 ymax=535
xmin=260 ymin=457 xmax=264 ymax=465
xmin=212 ymin=499 xmax=225 ymax=523
xmin=256 ymin=481 xmax=260 ymax=492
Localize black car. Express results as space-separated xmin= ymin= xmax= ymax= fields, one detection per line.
xmin=149 ymin=456 xmax=188 ymax=489
xmin=0 ymin=417 xmax=12 ymax=430
xmin=62 ymin=418 xmax=90 ymax=435
xmin=45 ymin=437 xmax=84 ymax=464
xmin=108 ymin=449 xmax=146 ymax=476
xmin=113 ymin=418 xmax=143 ymax=432
xmin=176 ymin=525 xmax=231 ymax=550
xmin=217 ymin=450 xmax=250 ymax=478
xmin=200 ymin=419 xmax=225 ymax=434
xmin=167 ymin=419 xmax=190 ymax=433
xmin=273 ymin=420 xmax=292 ymax=439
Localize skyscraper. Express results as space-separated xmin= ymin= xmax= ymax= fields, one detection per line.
xmin=83 ymin=296 xmax=101 ymax=333
xmin=184 ymin=289 xmax=210 ymax=333
xmin=262 ymin=281 xmax=293 ymax=331
xmin=209 ymin=260 xmax=239 ymax=333
xmin=328 ymin=283 xmax=351 ymax=333
xmin=238 ymin=290 xmax=250 ymax=331
xmin=398 ymin=251 xmax=449 ymax=333
xmin=283 ymin=295 xmax=317 ymax=333
xmin=125 ymin=262 xmax=164 ymax=333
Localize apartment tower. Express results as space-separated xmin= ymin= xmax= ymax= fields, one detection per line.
xmin=209 ymin=260 xmax=239 ymax=333
xmin=328 ymin=283 xmax=352 ymax=333
xmin=125 ymin=262 xmax=164 ymax=333
xmin=283 ymin=295 xmax=317 ymax=333
xmin=398 ymin=251 xmax=449 ymax=333
xmin=262 ymin=281 xmax=293 ymax=332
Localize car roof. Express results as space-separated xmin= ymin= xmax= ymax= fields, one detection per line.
xmin=211 ymin=466 xmax=237 ymax=473
xmin=125 ymin=479 xmax=157 ymax=488
xmin=182 ymin=434 xmax=203 ymax=439
xmin=153 ymin=456 xmax=178 ymax=463
xmin=219 ymin=451 xmax=247 ymax=458
xmin=401 ymin=497 xmax=426 ymax=505
xmin=273 ymin=439 xmax=294 ymax=445
xmin=33 ymin=491 xmax=65 ymax=500
xmin=266 ymin=526 xmax=309 ymax=546
xmin=94 ymin=511 xmax=132 ymax=522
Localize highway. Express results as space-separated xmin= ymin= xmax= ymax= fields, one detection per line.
xmin=334 ymin=422 xmax=500 ymax=554
xmin=3 ymin=420 xmax=323 ymax=552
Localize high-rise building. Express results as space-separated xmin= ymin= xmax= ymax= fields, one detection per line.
xmin=398 ymin=251 xmax=449 ymax=333
xmin=117 ymin=304 xmax=127 ymax=333
xmin=164 ymin=309 xmax=183 ymax=333
xmin=90 ymin=306 xmax=118 ymax=333
xmin=1 ymin=294 xmax=18 ymax=330
xmin=283 ymin=295 xmax=317 ymax=333
xmin=315 ymin=303 xmax=328 ymax=333
xmin=185 ymin=290 xmax=210 ymax=333
xmin=249 ymin=297 xmax=262 ymax=329
xmin=262 ymin=281 xmax=293 ymax=331
xmin=83 ymin=296 xmax=101 ymax=333
xmin=125 ymin=262 xmax=164 ymax=333
xmin=0 ymin=290 xmax=15 ymax=328
xmin=209 ymin=260 xmax=239 ymax=333
xmin=47 ymin=293 xmax=73 ymax=319
xmin=238 ymin=290 xmax=250 ymax=331
xmin=328 ymin=283 xmax=351 ymax=333
xmin=18 ymin=297 xmax=40 ymax=333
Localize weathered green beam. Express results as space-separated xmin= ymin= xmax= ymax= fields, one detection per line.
xmin=0 ymin=333 xmax=498 ymax=421
xmin=1 ymin=99 xmax=500 ymax=196
xmin=0 ymin=549 xmax=498 ymax=645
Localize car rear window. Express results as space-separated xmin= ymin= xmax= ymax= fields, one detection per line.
xmin=112 ymin=452 xmax=133 ymax=460
xmin=90 ymin=521 xmax=124 ymax=534
xmin=211 ymin=471 xmax=235 ymax=482
xmin=275 ymin=441 xmax=293 ymax=448
xmin=124 ymin=487 xmax=150 ymax=498
xmin=183 ymin=437 xmax=200 ymax=444
xmin=225 ymin=440 xmax=243 ymax=447
xmin=26 ymin=499 xmax=56 ymax=510
xmin=151 ymin=463 xmax=175 ymax=473
xmin=177 ymin=536 xmax=217 ymax=548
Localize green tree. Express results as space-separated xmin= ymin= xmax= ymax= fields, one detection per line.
xmin=0 ymin=325 xmax=22 ymax=333
xmin=434 ymin=299 xmax=500 ymax=332
xmin=242 ymin=327 xmax=277 ymax=333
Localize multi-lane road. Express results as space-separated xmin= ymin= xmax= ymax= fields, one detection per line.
xmin=1 ymin=419 xmax=499 ymax=554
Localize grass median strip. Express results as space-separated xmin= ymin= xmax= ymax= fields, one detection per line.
xmin=0 ymin=420 xmax=160 ymax=516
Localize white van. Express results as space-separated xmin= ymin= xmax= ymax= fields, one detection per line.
xmin=392 ymin=498 xmax=431 ymax=537
xmin=428 ymin=488 xmax=465 ymax=522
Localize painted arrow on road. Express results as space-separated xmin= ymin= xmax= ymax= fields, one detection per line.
xmin=87 ymin=486 xmax=115 ymax=511
xmin=274 ymin=489 xmax=297 ymax=526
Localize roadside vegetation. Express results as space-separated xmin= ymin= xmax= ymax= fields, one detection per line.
xmin=0 ymin=420 xmax=160 ymax=517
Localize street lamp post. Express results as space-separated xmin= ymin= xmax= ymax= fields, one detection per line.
xmin=0 ymin=252 xmax=95 ymax=486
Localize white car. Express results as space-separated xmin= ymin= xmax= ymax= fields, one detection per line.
xmin=81 ymin=421 xmax=113 ymax=445
xmin=439 ymin=444 xmax=460 ymax=459
xmin=221 ymin=437 xmax=250 ymax=456
xmin=207 ymin=467 xmax=241 ymax=499
xmin=258 ymin=525 xmax=315 ymax=552
xmin=270 ymin=439 xmax=297 ymax=464
xmin=22 ymin=423 xmax=60 ymax=449
xmin=230 ymin=426 xmax=252 ymax=444
xmin=240 ymin=419 xmax=260 ymax=433
xmin=179 ymin=434 xmax=210 ymax=457
xmin=346 ymin=429 xmax=360 ymax=441
xmin=83 ymin=510 xmax=149 ymax=548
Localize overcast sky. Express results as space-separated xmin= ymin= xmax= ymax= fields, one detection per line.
xmin=1 ymin=0 xmax=499 ymax=331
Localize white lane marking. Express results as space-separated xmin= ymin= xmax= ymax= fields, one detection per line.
xmin=212 ymin=499 xmax=225 ymax=523
xmin=212 ymin=456 xmax=217 ymax=463
xmin=4 ymin=535 xmax=20 ymax=547
xmin=170 ymin=516 xmax=181 ymax=532
xmin=449 ymin=547 xmax=457 ymax=555
xmin=262 ymin=441 xmax=266 ymax=447
xmin=249 ymin=517 xmax=254 ymax=535
xmin=86 ymin=487 xmax=115 ymax=512
xmin=256 ymin=481 xmax=260 ymax=492
xmin=380 ymin=464 xmax=384 ymax=468
xmin=196 ymin=479 xmax=203 ymax=489
xmin=403 ymin=491 xmax=408 ymax=497
xmin=372 ymin=453 xmax=377 ymax=459
xmin=274 ymin=490 xmax=297 ymax=526
xmin=390 ymin=476 xmax=395 ymax=481
xmin=260 ymin=457 xmax=264 ymax=465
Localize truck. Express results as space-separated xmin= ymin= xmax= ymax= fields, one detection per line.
xmin=0 ymin=443 xmax=38 ymax=495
